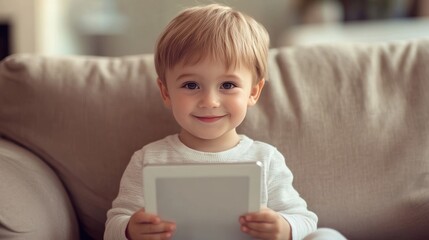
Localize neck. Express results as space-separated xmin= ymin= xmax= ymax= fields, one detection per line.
xmin=178 ymin=129 xmax=240 ymax=152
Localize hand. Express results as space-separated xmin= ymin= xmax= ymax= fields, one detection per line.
xmin=239 ymin=207 xmax=292 ymax=240
xmin=126 ymin=208 xmax=176 ymax=240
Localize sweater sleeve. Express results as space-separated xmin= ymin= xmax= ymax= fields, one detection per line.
xmin=267 ymin=149 xmax=318 ymax=240
xmin=104 ymin=152 xmax=145 ymax=240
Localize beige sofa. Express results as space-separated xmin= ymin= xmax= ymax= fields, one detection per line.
xmin=1 ymin=39 xmax=428 ymax=240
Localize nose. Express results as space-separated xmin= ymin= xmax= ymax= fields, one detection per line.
xmin=198 ymin=90 xmax=220 ymax=108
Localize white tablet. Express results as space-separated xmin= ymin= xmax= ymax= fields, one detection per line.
xmin=143 ymin=161 xmax=262 ymax=240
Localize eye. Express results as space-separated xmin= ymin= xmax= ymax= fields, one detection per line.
xmin=182 ymin=82 xmax=199 ymax=90
xmin=221 ymin=82 xmax=236 ymax=89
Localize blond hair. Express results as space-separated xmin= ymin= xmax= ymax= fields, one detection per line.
xmin=155 ymin=4 xmax=269 ymax=83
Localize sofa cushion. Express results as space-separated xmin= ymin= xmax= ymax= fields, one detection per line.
xmin=0 ymin=54 xmax=180 ymax=239
xmin=0 ymin=138 xmax=79 ymax=239
xmin=240 ymin=39 xmax=429 ymax=239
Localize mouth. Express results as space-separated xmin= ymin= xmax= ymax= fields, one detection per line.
xmin=194 ymin=115 xmax=226 ymax=123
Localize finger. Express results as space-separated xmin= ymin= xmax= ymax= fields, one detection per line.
xmin=140 ymin=221 xmax=176 ymax=235
xmin=243 ymin=211 xmax=276 ymax=223
xmin=241 ymin=226 xmax=275 ymax=240
xmin=133 ymin=211 xmax=161 ymax=224
xmin=246 ymin=221 xmax=277 ymax=232
xmin=139 ymin=231 xmax=174 ymax=240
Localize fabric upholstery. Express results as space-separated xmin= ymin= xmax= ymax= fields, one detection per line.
xmin=0 ymin=54 xmax=179 ymax=239
xmin=0 ymin=39 xmax=428 ymax=239
xmin=242 ymin=40 xmax=429 ymax=240
xmin=0 ymin=138 xmax=79 ymax=239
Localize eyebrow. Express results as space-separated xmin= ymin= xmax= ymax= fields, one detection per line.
xmin=176 ymin=73 xmax=197 ymax=81
xmin=175 ymin=73 xmax=242 ymax=81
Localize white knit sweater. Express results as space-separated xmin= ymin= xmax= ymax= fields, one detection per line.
xmin=104 ymin=134 xmax=317 ymax=240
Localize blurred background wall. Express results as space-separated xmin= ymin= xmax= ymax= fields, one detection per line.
xmin=71 ymin=0 xmax=296 ymax=56
xmin=1 ymin=0 xmax=428 ymax=59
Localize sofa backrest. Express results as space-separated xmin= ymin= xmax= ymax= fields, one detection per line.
xmin=0 ymin=54 xmax=179 ymax=238
xmin=1 ymin=39 xmax=428 ymax=239
xmin=248 ymin=40 xmax=429 ymax=239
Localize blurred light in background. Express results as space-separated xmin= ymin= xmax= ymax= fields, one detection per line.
xmin=73 ymin=0 xmax=127 ymax=35
xmin=280 ymin=0 xmax=429 ymax=46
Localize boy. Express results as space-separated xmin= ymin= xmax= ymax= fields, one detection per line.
xmin=105 ymin=4 xmax=344 ymax=240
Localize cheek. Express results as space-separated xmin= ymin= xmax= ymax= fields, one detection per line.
xmin=170 ymin=95 xmax=193 ymax=116
xmin=228 ymin=95 xmax=250 ymax=116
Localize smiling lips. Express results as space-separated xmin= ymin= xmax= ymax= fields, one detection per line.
xmin=194 ymin=115 xmax=225 ymax=123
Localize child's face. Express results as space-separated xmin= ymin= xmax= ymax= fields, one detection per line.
xmin=158 ymin=58 xmax=264 ymax=148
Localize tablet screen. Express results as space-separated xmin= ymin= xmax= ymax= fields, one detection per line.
xmin=143 ymin=162 xmax=261 ymax=240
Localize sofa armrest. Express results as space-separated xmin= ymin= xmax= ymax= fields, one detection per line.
xmin=0 ymin=138 xmax=79 ymax=240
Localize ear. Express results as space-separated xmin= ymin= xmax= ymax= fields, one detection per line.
xmin=157 ymin=78 xmax=172 ymax=109
xmin=248 ymin=78 xmax=265 ymax=106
